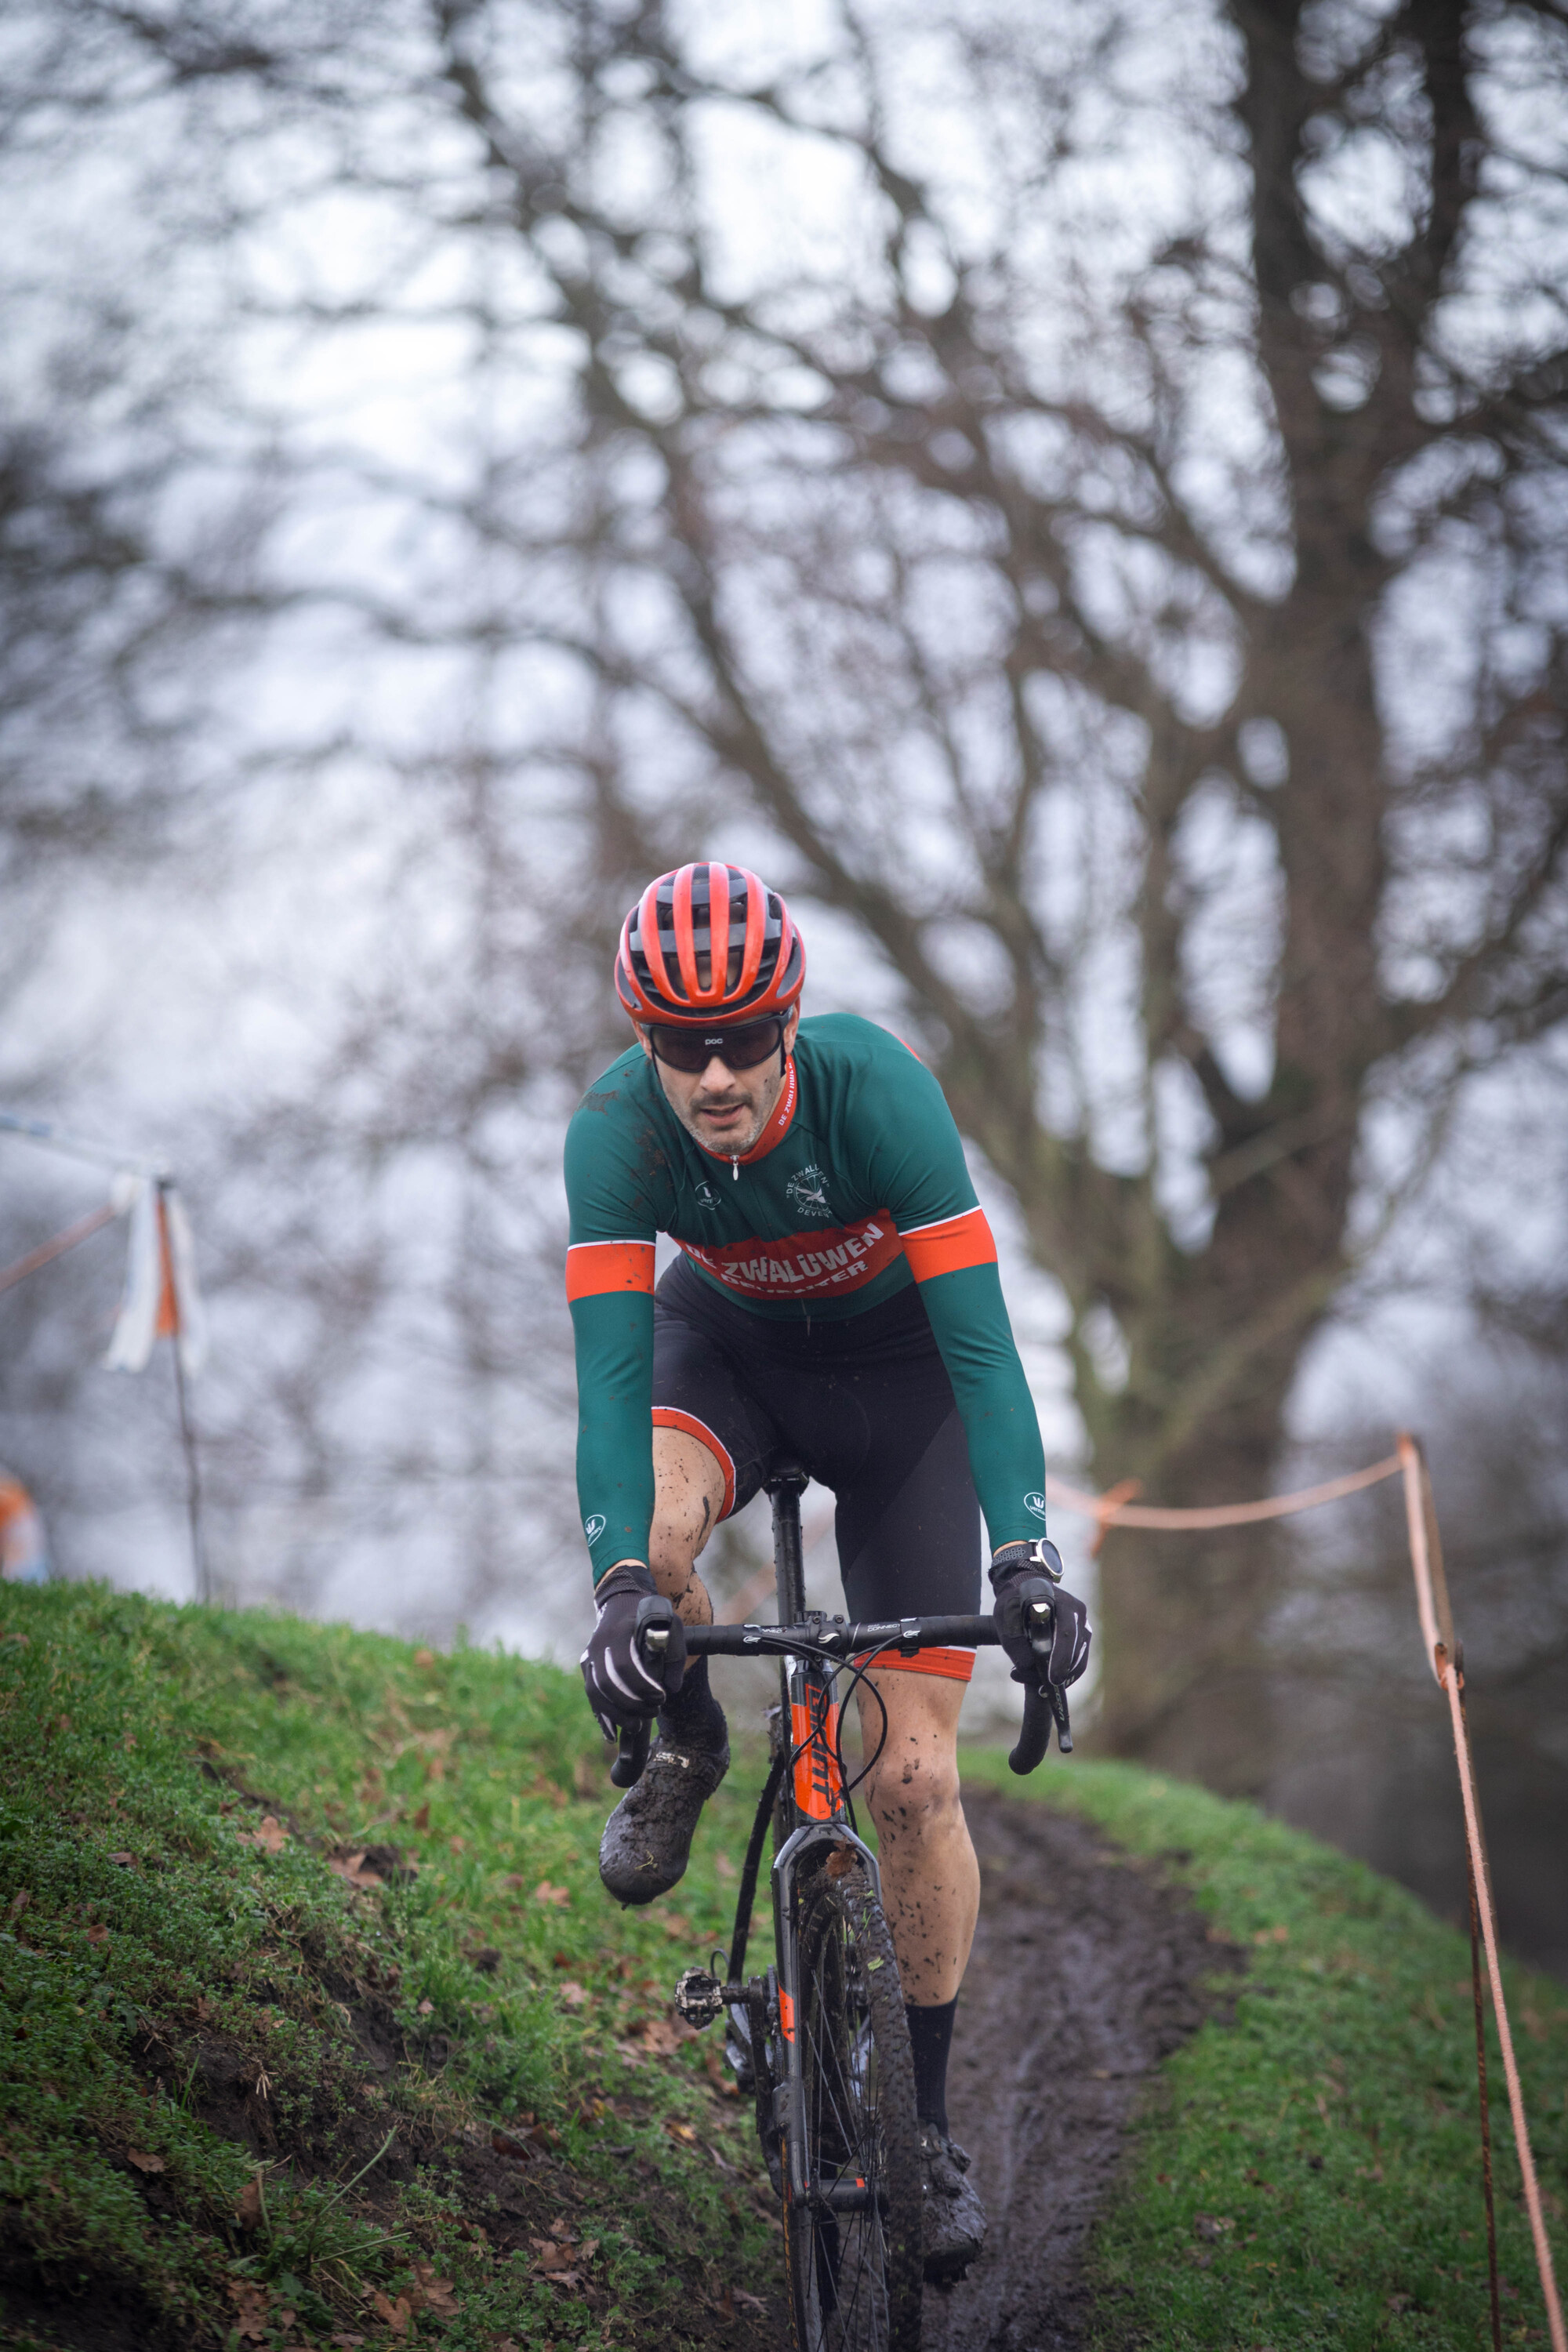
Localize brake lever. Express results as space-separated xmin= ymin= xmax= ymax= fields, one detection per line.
xmin=609 ymin=1621 xmax=670 ymax=1789
xmin=611 ymin=1719 xmax=649 ymax=1788
xmin=1007 ymin=1594 xmax=1074 ymax=1773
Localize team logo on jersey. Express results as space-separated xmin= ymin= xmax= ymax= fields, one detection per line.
xmin=693 ymin=1181 xmax=719 ymax=1210
xmin=786 ymin=1163 xmax=833 ymax=1219
xmin=584 ymin=1514 xmax=607 ymax=1544
xmin=1025 ymin=1492 xmax=1048 ymax=1523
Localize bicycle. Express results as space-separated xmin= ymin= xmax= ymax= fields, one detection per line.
xmin=609 ymin=1465 xmax=1073 ymax=2352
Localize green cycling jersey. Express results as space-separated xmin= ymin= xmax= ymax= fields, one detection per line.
xmin=563 ymin=1013 xmax=1050 ymax=1579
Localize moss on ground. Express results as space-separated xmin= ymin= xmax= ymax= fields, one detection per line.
xmin=5 ymin=1579 xmax=1563 ymax=2351
xmin=0 ymin=1582 xmax=784 ymax=2352
xmin=960 ymin=1749 xmax=1568 ymax=2350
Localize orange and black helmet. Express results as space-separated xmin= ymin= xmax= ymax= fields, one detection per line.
xmin=615 ymin=862 xmax=805 ymax=1026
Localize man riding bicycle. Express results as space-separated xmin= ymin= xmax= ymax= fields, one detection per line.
xmin=564 ymin=861 xmax=1091 ymax=2281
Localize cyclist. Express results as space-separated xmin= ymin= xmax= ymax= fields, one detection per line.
xmin=565 ymin=861 xmax=1091 ymax=2281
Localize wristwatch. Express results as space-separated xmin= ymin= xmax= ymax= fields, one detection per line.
xmin=989 ymin=1537 xmax=1065 ymax=1584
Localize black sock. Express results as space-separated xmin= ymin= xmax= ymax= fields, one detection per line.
xmin=657 ymin=1653 xmax=728 ymax=1756
xmin=906 ymin=1997 xmax=957 ymax=2136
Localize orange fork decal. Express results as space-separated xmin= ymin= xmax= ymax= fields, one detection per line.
xmin=790 ymin=1690 xmax=843 ymax=1821
xmin=779 ymin=1987 xmax=796 ymax=2043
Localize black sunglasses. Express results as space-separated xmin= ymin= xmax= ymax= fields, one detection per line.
xmin=646 ymin=1015 xmax=787 ymax=1073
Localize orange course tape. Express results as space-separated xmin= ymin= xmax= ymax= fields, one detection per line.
xmin=1399 ymin=1436 xmax=1566 ymax=2352
xmin=1046 ymin=1454 xmax=1403 ymax=1542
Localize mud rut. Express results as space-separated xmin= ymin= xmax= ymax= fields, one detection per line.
xmin=916 ymin=1783 xmax=1234 ymax=2352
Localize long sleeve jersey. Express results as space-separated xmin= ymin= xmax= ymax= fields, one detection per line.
xmin=563 ymin=1013 xmax=1050 ymax=1581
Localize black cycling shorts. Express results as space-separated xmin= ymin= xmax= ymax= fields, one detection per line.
xmin=651 ymin=1255 xmax=981 ymax=1679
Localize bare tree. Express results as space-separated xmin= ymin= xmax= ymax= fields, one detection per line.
xmin=7 ymin=0 xmax=1566 ymax=1792
xmin=407 ymin=0 xmax=1568 ymax=1785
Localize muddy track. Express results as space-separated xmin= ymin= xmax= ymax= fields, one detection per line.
xmin=921 ymin=1784 xmax=1240 ymax=2352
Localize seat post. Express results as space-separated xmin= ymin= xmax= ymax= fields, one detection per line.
xmin=765 ymin=1465 xmax=810 ymax=1625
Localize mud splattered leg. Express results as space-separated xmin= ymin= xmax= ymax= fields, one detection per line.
xmin=648 ymin=1425 xmax=724 ymax=1639
xmin=854 ymin=1671 xmax=978 ymax=2003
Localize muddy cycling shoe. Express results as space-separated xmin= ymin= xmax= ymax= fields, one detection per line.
xmin=920 ymin=2128 xmax=986 ymax=2283
xmin=598 ymin=1734 xmax=729 ymax=1906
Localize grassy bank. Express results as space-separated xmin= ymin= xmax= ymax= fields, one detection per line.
xmin=0 ymin=1581 xmax=784 ymax=2351
xmin=5 ymin=1582 xmax=1564 ymax=2351
xmin=960 ymin=1750 xmax=1568 ymax=2350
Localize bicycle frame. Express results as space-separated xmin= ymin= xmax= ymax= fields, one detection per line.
xmin=653 ymin=1465 xmax=1072 ymax=2212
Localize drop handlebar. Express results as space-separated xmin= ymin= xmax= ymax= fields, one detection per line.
xmin=612 ymin=1603 xmax=1073 ymax=1785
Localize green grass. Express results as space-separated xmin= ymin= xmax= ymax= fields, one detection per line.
xmin=960 ymin=1749 xmax=1568 ymax=2350
xmin=0 ymin=1581 xmax=783 ymax=2350
xmin=5 ymin=1581 xmax=1563 ymax=2350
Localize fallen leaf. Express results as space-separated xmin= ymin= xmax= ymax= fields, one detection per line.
xmin=109 ymin=1851 xmax=137 ymax=1867
xmin=326 ymin=1851 xmax=384 ymax=1890
xmin=54 ymin=1715 xmax=71 ymax=1734
xmin=413 ymin=1647 xmax=437 ymax=1668
xmin=1193 ymin=2213 xmax=1235 ymax=2241
xmin=417 ymin=1998 xmax=434 ymax=2016
xmin=1252 ymin=1923 xmax=1289 ymax=1945
xmin=237 ymin=2172 xmax=264 ymax=2227
xmin=126 ymin=2150 xmax=166 ymax=2173
xmin=412 ymin=1802 xmax=431 ymax=1831
xmin=412 ymin=2262 xmax=460 ymax=2315
xmin=229 ymin=2279 xmax=272 ymax=2342
xmin=637 ymin=2014 xmax=697 ymax=2056
xmin=371 ymin=2289 xmax=412 ymax=2336
xmin=578 ymin=2238 xmax=598 ymax=2263
xmin=5 ymin=1889 xmax=31 ymax=1926
xmin=731 ymin=2286 xmax=767 ymax=2311
xmin=533 ymin=1880 xmax=570 ymax=1907
xmin=236 ymin=1816 xmax=289 ymax=1856
xmin=662 ymin=1911 xmax=693 ymax=1939
xmin=450 ymin=1834 xmax=466 ymax=1854
xmin=558 ymin=1981 xmax=590 ymax=2008
xmin=85 ymin=1922 xmax=109 ymax=1946
xmin=666 ymin=2120 xmax=697 ymax=2143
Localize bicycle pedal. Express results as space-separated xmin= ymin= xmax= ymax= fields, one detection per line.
xmin=673 ymin=1965 xmax=725 ymax=2027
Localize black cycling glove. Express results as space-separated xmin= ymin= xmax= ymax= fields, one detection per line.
xmin=990 ymin=1541 xmax=1091 ymax=1689
xmin=579 ymin=1562 xmax=688 ymax=1737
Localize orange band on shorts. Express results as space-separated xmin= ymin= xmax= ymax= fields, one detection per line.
xmin=899 ymin=1207 xmax=998 ymax=1283
xmin=855 ymin=1646 xmax=975 ymax=1682
xmin=651 ymin=1407 xmax=737 ymax=1520
xmin=565 ymin=1240 xmax=656 ymax=1302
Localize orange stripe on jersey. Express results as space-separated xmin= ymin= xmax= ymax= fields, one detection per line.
xmin=855 ymin=1646 xmax=976 ymax=1682
xmin=898 ymin=1207 xmax=997 ymax=1283
xmin=564 ymin=1240 xmax=656 ymax=1303
xmin=651 ymin=1408 xmax=737 ymax=1520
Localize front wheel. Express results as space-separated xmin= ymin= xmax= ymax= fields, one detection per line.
xmin=782 ymin=1857 xmax=923 ymax=2352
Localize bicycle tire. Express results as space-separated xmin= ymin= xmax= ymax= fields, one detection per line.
xmin=782 ymin=1857 xmax=923 ymax=2352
